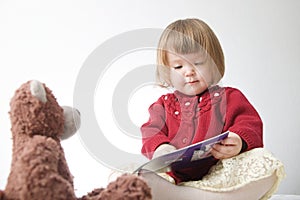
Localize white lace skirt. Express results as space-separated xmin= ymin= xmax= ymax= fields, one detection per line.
xmin=159 ymin=148 xmax=286 ymax=200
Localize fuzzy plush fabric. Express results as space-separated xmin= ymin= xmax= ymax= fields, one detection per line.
xmin=79 ymin=174 xmax=152 ymax=200
xmin=0 ymin=80 xmax=152 ymax=200
xmin=0 ymin=190 xmax=4 ymax=200
xmin=4 ymin=81 xmax=76 ymax=200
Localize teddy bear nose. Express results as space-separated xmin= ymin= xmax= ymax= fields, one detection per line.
xmin=76 ymin=109 xmax=81 ymax=116
xmin=61 ymin=106 xmax=81 ymax=140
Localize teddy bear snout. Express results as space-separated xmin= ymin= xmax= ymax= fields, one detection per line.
xmin=61 ymin=106 xmax=81 ymax=140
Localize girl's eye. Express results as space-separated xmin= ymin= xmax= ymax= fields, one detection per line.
xmin=173 ymin=65 xmax=182 ymax=69
xmin=194 ymin=62 xmax=204 ymax=66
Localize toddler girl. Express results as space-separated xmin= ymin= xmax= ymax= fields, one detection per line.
xmin=139 ymin=18 xmax=285 ymax=200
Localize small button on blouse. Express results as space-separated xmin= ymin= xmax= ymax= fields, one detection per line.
xmin=185 ymin=102 xmax=191 ymax=106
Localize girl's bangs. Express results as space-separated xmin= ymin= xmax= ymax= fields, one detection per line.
xmin=163 ymin=30 xmax=206 ymax=56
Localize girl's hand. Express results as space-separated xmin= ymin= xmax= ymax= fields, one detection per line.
xmin=211 ymin=132 xmax=243 ymax=159
xmin=152 ymin=144 xmax=177 ymax=159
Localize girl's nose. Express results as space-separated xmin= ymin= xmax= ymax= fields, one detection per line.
xmin=184 ymin=65 xmax=195 ymax=77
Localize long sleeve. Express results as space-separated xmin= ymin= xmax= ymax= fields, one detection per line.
xmin=141 ymin=98 xmax=170 ymax=159
xmin=224 ymin=88 xmax=263 ymax=150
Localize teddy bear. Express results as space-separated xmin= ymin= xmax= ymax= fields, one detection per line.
xmin=0 ymin=80 xmax=152 ymax=200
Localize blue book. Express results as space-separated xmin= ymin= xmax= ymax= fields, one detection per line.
xmin=134 ymin=131 xmax=229 ymax=174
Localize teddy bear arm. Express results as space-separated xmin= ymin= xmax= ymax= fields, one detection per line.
xmin=5 ymin=136 xmax=76 ymax=200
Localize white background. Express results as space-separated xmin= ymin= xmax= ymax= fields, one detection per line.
xmin=0 ymin=0 xmax=299 ymax=197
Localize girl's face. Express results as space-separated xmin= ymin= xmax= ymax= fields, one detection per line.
xmin=167 ymin=51 xmax=215 ymax=96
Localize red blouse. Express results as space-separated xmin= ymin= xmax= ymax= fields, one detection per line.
xmin=141 ymin=86 xmax=263 ymax=183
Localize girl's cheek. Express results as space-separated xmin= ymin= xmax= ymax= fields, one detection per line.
xmin=170 ymin=70 xmax=183 ymax=81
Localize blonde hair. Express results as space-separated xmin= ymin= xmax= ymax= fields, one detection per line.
xmin=156 ymin=18 xmax=225 ymax=87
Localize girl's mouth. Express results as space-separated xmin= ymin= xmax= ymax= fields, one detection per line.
xmin=187 ymin=80 xmax=199 ymax=84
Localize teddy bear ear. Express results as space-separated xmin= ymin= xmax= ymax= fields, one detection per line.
xmin=60 ymin=106 xmax=81 ymax=140
xmin=30 ymin=80 xmax=47 ymax=103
